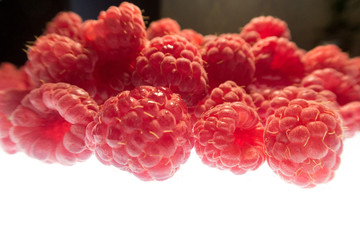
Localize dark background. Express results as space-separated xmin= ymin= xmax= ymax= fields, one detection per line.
xmin=1 ymin=0 xmax=359 ymax=67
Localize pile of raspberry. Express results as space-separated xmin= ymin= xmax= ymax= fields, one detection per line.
xmin=1 ymin=2 xmax=360 ymax=187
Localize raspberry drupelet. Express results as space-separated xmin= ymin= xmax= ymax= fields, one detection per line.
xmin=193 ymin=102 xmax=265 ymax=175
xmin=201 ymin=33 xmax=255 ymax=90
xmin=85 ymin=86 xmax=194 ymax=181
xmin=132 ymin=34 xmax=209 ymax=108
xmin=10 ymin=83 xmax=99 ymax=165
xmin=264 ymin=99 xmax=343 ymax=188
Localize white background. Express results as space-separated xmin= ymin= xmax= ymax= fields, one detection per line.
xmin=1 ymin=134 xmax=359 ymax=240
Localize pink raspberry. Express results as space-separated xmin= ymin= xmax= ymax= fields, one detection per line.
xmin=304 ymin=44 xmax=349 ymax=74
xmin=132 ymin=34 xmax=208 ymax=107
xmin=264 ymin=99 xmax=343 ymax=187
xmin=301 ymin=68 xmax=360 ymax=106
xmin=85 ymin=86 xmax=194 ymax=181
xmin=344 ymin=57 xmax=360 ymax=84
xmin=82 ymin=2 xmax=146 ymax=62
xmin=254 ymin=86 xmax=338 ymax=125
xmin=0 ymin=89 xmax=29 ymax=154
xmin=252 ymin=37 xmax=305 ymax=85
xmin=179 ymin=29 xmax=203 ymax=47
xmin=0 ymin=62 xmax=34 ymax=91
xmin=247 ymin=82 xmax=285 ymax=124
xmin=146 ymin=18 xmax=181 ymax=40
xmin=45 ymin=11 xmax=83 ymax=43
xmin=240 ymin=16 xmax=291 ymax=45
xmin=91 ymin=60 xmax=135 ymax=104
xmin=25 ymin=34 xmax=97 ymax=96
xmin=339 ymin=101 xmax=360 ymax=138
xmin=10 ymin=83 xmax=99 ymax=165
xmin=193 ymin=80 xmax=255 ymax=120
xmin=193 ymin=102 xmax=265 ymax=175
xmin=201 ymin=33 xmax=255 ymax=90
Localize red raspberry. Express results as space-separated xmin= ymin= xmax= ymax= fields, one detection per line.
xmin=10 ymin=83 xmax=98 ymax=165
xmin=179 ymin=29 xmax=204 ymax=47
xmin=240 ymin=16 xmax=291 ymax=44
xmin=344 ymin=57 xmax=360 ymax=84
xmin=202 ymin=34 xmax=217 ymax=46
xmin=0 ymin=62 xmax=34 ymax=91
xmin=193 ymin=80 xmax=255 ymax=120
xmin=25 ymin=34 xmax=97 ymax=96
xmin=339 ymin=101 xmax=360 ymax=138
xmin=0 ymin=89 xmax=29 ymax=154
xmin=85 ymin=86 xmax=194 ymax=181
xmin=264 ymin=99 xmax=343 ymax=187
xmin=146 ymin=18 xmax=181 ymax=40
xmin=239 ymin=30 xmax=260 ymax=46
xmin=132 ymin=34 xmax=208 ymax=107
xmin=201 ymin=33 xmax=255 ymax=90
xmin=193 ymin=102 xmax=265 ymax=175
xmin=254 ymin=86 xmax=338 ymax=125
xmin=252 ymin=37 xmax=305 ymax=85
xmin=301 ymin=68 xmax=360 ymax=106
xmin=247 ymin=82 xmax=286 ymax=124
xmin=45 ymin=11 xmax=83 ymax=43
xmin=82 ymin=2 xmax=146 ymax=62
xmin=91 ymin=60 xmax=135 ymax=104
xmin=304 ymin=44 xmax=349 ymax=74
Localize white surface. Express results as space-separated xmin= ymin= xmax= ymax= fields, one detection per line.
xmin=0 ymin=134 xmax=359 ymax=240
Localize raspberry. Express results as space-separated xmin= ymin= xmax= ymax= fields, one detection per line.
xmin=193 ymin=80 xmax=255 ymax=120
xmin=301 ymin=68 xmax=360 ymax=106
xmin=0 ymin=89 xmax=29 ymax=154
xmin=339 ymin=101 xmax=360 ymax=138
xmin=304 ymin=44 xmax=349 ymax=74
xmin=254 ymin=86 xmax=338 ymax=125
xmin=202 ymin=34 xmax=217 ymax=46
xmin=344 ymin=57 xmax=360 ymax=84
xmin=247 ymin=82 xmax=285 ymax=124
xmin=240 ymin=16 xmax=291 ymax=42
xmin=132 ymin=34 xmax=208 ymax=107
xmin=266 ymin=86 xmax=338 ymax=118
xmin=10 ymin=83 xmax=98 ymax=165
xmin=25 ymin=34 xmax=97 ymax=96
xmin=179 ymin=29 xmax=203 ymax=47
xmin=193 ymin=102 xmax=265 ymax=175
xmin=0 ymin=62 xmax=34 ymax=91
xmin=91 ymin=60 xmax=135 ymax=104
xmin=45 ymin=11 xmax=83 ymax=43
xmin=239 ymin=30 xmax=260 ymax=46
xmin=82 ymin=2 xmax=146 ymax=62
xmin=85 ymin=86 xmax=194 ymax=181
xmin=201 ymin=34 xmax=255 ymax=90
xmin=146 ymin=18 xmax=181 ymax=40
xmin=264 ymin=99 xmax=343 ymax=187
xmin=252 ymin=37 xmax=305 ymax=85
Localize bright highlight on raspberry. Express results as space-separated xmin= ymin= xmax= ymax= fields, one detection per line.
xmin=1 ymin=2 xmax=360 ymax=186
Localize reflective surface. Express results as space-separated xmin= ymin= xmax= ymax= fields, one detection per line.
xmin=0 ymin=134 xmax=359 ymax=240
